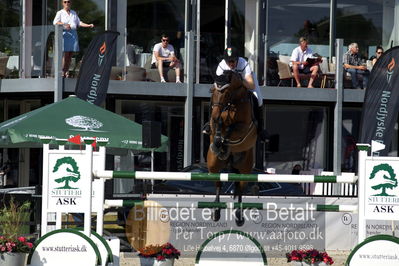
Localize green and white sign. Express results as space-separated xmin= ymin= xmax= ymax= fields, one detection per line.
xmin=346 ymin=235 xmax=399 ymax=266
xmin=28 ymin=229 xmax=101 ymax=266
xmin=365 ymin=158 xmax=399 ymax=220
xmin=46 ymin=153 xmax=92 ymax=213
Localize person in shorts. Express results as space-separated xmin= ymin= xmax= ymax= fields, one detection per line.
xmin=151 ymin=34 xmax=181 ymax=83
xmin=290 ymin=37 xmax=319 ymax=88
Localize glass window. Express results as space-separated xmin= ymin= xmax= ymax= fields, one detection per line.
xmin=125 ymin=0 xmax=185 ymax=82
xmin=45 ymin=0 xmax=105 ymax=78
xmin=199 ymin=0 xmax=224 ymax=83
xmin=265 ymin=105 xmax=329 ymax=173
xmin=337 ymin=0 xmax=383 ymax=58
xmin=198 ymin=0 xmax=258 ymax=84
xmin=114 ymin=99 xmax=184 ymax=194
xmin=0 ymin=0 xmax=20 ymax=79
xmin=267 ymin=0 xmax=331 ymax=86
xmin=342 ymin=107 xmax=362 ymax=172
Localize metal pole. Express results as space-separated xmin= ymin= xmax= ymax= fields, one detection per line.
xmin=184 ymin=31 xmax=194 ymax=167
xmin=254 ymin=0 xmax=260 ymax=74
xmin=263 ymin=0 xmax=269 ymax=86
xmin=105 ymin=0 xmax=109 ymax=31
xmin=225 ymin=0 xmax=231 ymax=48
xmin=195 ymin=0 xmax=200 ymax=83
xmin=151 ymin=149 xmax=154 ymax=191
xmin=356 ymin=144 xmax=370 ymax=243
xmin=54 ymin=25 xmax=63 ymax=102
xmin=333 ymin=39 xmax=343 ymax=192
xmin=329 ymin=0 xmax=336 ymax=60
xmin=184 ymin=0 xmax=190 ymax=33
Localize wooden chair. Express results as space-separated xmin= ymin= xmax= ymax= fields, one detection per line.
xmin=276 ymin=60 xmax=314 ymax=87
xmin=320 ymin=58 xmax=336 ymax=88
xmin=0 ymin=56 xmax=9 ymax=78
xmin=276 ymin=60 xmax=294 ymax=86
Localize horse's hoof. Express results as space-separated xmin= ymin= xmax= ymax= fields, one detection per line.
xmin=251 ymin=184 xmax=259 ymax=196
xmin=218 ymin=151 xmax=230 ymax=161
xmin=210 ymin=143 xmax=218 ymax=153
xmin=212 ymin=208 xmax=221 ymax=222
xmin=235 ymin=209 xmax=245 ymax=227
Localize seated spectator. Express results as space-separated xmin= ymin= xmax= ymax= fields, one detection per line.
xmin=343 ymin=43 xmax=370 ymax=89
xmin=370 ymin=46 xmax=384 ymax=66
xmin=290 ymin=37 xmax=319 ymax=88
xmin=151 ymin=33 xmax=181 ymax=83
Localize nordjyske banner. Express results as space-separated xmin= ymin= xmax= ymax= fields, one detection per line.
xmin=75 ymin=31 xmax=119 ymax=106
xmin=359 ymin=46 xmax=399 ymax=156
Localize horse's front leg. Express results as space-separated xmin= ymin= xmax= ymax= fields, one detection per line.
xmin=212 ymin=181 xmax=222 ymax=222
xmin=235 ymin=182 xmax=245 ymax=226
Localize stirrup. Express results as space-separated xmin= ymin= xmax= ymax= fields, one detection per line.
xmin=202 ymin=122 xmax=211 ymax=135
xmin=258 ymin=130 xmax=269 ymax=143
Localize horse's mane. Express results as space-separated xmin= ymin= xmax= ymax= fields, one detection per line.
xmin=213 ymin=70 xmax=243 ymax=92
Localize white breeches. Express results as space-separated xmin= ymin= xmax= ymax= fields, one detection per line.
xmin=250 ymin=72 xmax=263 ymax=107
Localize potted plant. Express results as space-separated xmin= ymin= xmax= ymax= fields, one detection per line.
xmin=0 ymin=198 xmax=33 ymax=266
xmin=286 ymin=249 xmax=334 ymax=265
xmin=138 ymin=243 xmax=181 ymax=266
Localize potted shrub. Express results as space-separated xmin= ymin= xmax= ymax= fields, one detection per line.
xmin=0 ymin=198 xmax=33 ymax=266
xmin=138 ymin=243 xmax=181 ymax=266
xmin=286 ymin=249 xmax=334 ymax=265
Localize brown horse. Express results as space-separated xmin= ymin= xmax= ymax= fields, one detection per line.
xmin=207 ymin=70 xmax=257 ymax=226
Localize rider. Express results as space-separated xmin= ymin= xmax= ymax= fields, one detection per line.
xmin=203 ymin=47 xmax=268 ymax=142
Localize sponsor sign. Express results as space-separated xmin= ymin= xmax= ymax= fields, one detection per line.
xmin=346 ymin=235 xmax=399 ymax=266
xmin=195 ymin=230 xmax=266 ymax=265
xmin=124 ymin=196 xmax=399 ymax=258
xmin=127 ymin=197 xmax=326 ymax=258
xmin=360 ymin=46 xmax=399 ymax=156
xmin=28 ymin=229 xmax=101 ymax=266
xmin=45 ymin=153 xmax=91 ymax=213
xmin=75 ymin=31 xmax=119 ymax=106
xmin=364 ymin=158 xmax=399 ymax=220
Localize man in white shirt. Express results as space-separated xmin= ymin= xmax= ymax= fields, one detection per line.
xmin=151 ymin=34 xmax=181 ymax=83
xmin=290 ymin=37 xmax=319 ymax=88
xmin=203 ymin=47 xmax=267 ymax=142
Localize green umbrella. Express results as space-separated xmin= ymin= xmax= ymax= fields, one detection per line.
xmin=0 ymin=95 xmax=168 ymax=152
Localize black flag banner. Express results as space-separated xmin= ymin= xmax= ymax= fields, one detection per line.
xmin=75 ymin=31 xmax=119 ymax=105
xmin=359 ymin=46 xmax=399 ymax=155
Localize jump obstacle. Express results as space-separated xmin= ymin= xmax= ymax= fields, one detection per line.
xmin=31 ymin=140 xmax=399 ymax=265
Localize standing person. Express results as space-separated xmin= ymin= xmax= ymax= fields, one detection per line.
xmin=53 ymin=0 xmax=94 ymax=78
xmin=151 ymin=34 xmax=181 ymax=83
xmin=343 ymin=43 xmax=370 ymax=89
xmin=370 ymin=46 xmax=384 ymax=66
xmin=290 ymin=37 xmax=319 ymax=88
xmin=203 ymin=47 xmax=268 ymax=142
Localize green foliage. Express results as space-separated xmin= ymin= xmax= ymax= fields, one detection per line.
xmin=0 ymin=198 xmax=31 ymax=239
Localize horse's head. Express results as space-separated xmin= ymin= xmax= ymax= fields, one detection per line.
xmin=209 ymin=70 xmax=247 ymax=160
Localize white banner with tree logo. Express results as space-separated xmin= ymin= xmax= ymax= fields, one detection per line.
xmin=365 ymin=157 xmax=399 ymax=220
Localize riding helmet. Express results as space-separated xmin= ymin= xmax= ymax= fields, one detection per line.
xmin=223 ymin=47 xmax=239 ymax=62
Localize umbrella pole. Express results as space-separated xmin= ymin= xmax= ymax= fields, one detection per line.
xmin=151 ymin=149 xmax=154 ymax=193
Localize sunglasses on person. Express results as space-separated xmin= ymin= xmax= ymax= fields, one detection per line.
xmin=162 ymin=39 xmax=169 ymax=42
xmin=63 ymin=1 xmax=71 ymax=3
xmin=377 ymin=51 xmax=383 ymax=54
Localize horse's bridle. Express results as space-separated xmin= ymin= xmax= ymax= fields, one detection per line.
xmin=211 ymin=71 xmax=248 ymax=147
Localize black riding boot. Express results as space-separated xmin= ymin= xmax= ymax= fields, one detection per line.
xmin=202 ymin=104 xmax=213 ymax=135
xmin=256 ymin=106 xmax=268 ymax=143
